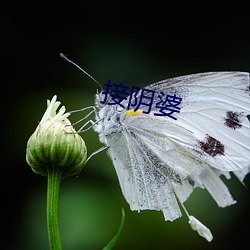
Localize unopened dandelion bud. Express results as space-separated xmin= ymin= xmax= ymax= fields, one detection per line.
xmin=26 ymin=95 xmax=87 ymax=178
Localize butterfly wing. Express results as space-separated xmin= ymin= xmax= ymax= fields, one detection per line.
xmin=107 ymin=125 xmax=182 ymax=221
xmin=105 ymin=72 xmax=249 ymax=221
xmin=125 ymin=72 xmax=250 ymax=173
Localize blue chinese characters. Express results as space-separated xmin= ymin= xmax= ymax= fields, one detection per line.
xmin=101 ymin=80 xmax=182 ymax=120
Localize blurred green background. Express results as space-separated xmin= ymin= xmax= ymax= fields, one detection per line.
xmin=2 ymin=2 xmax=250 ymax=250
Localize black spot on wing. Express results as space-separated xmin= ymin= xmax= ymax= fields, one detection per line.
xmin=224 ymin=111 xmax=243 ymax=130
xmin=199 ymin=135 xmax=225 ymax=157
xmin=246 ymin=84 xmax=250 ymax=94
xmin=186 ymin=177 xmax=195 ymax=186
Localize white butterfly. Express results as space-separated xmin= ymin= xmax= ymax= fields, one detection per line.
xmin=61 ymin=53 xmax=250 ymax=242
xmin=91 ymin=72 xmax=250 ymax=241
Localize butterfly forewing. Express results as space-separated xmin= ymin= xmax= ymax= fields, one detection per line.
xmin=123 ymin=72 xmax=250 ymax=172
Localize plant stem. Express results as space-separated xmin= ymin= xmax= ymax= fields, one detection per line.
xmin=47 ymin=165 xmax=63 ymax=250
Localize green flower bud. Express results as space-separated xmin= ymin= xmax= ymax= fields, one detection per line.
xmin=26 ymin=95 xmax=87 ymax=178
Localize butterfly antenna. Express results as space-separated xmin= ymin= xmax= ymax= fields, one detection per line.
xmin=60 ymin=53 xmax=103 ymax=91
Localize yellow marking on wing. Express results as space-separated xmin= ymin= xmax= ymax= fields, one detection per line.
xmin=124 ymin=110 xmax=146 ymax=116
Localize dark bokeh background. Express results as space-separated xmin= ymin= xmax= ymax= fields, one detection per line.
xmin=2 ymin=2 xmax=250 ymax=250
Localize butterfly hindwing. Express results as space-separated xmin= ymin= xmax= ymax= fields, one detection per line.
xmin=124 ymin=72 xmax=250 ymax=172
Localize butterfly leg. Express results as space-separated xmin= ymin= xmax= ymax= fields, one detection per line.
xmin=77 ymin=119 xmax=100 ymax=132
xmin=70 ymin=106 xmax=96 ymax=125
xmin=68 ymin=106 xmax=101 ymax=132
xmin=77 ymin=145 xmax=108 ymax=176
xmin=85 ymin=145 xmax=108 ymax=165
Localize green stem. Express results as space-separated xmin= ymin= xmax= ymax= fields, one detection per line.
xmin=47 ymin=165 xmax=63 ymax=250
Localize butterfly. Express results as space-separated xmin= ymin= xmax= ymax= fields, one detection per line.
xmin=92 ymin=72 xmax=250 ymax=241
xmin=61 ymin=55 xmax=250 ymax=241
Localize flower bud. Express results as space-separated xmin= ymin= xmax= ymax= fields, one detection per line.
xmin=26 ymin=95 xmax=87 ymax=178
